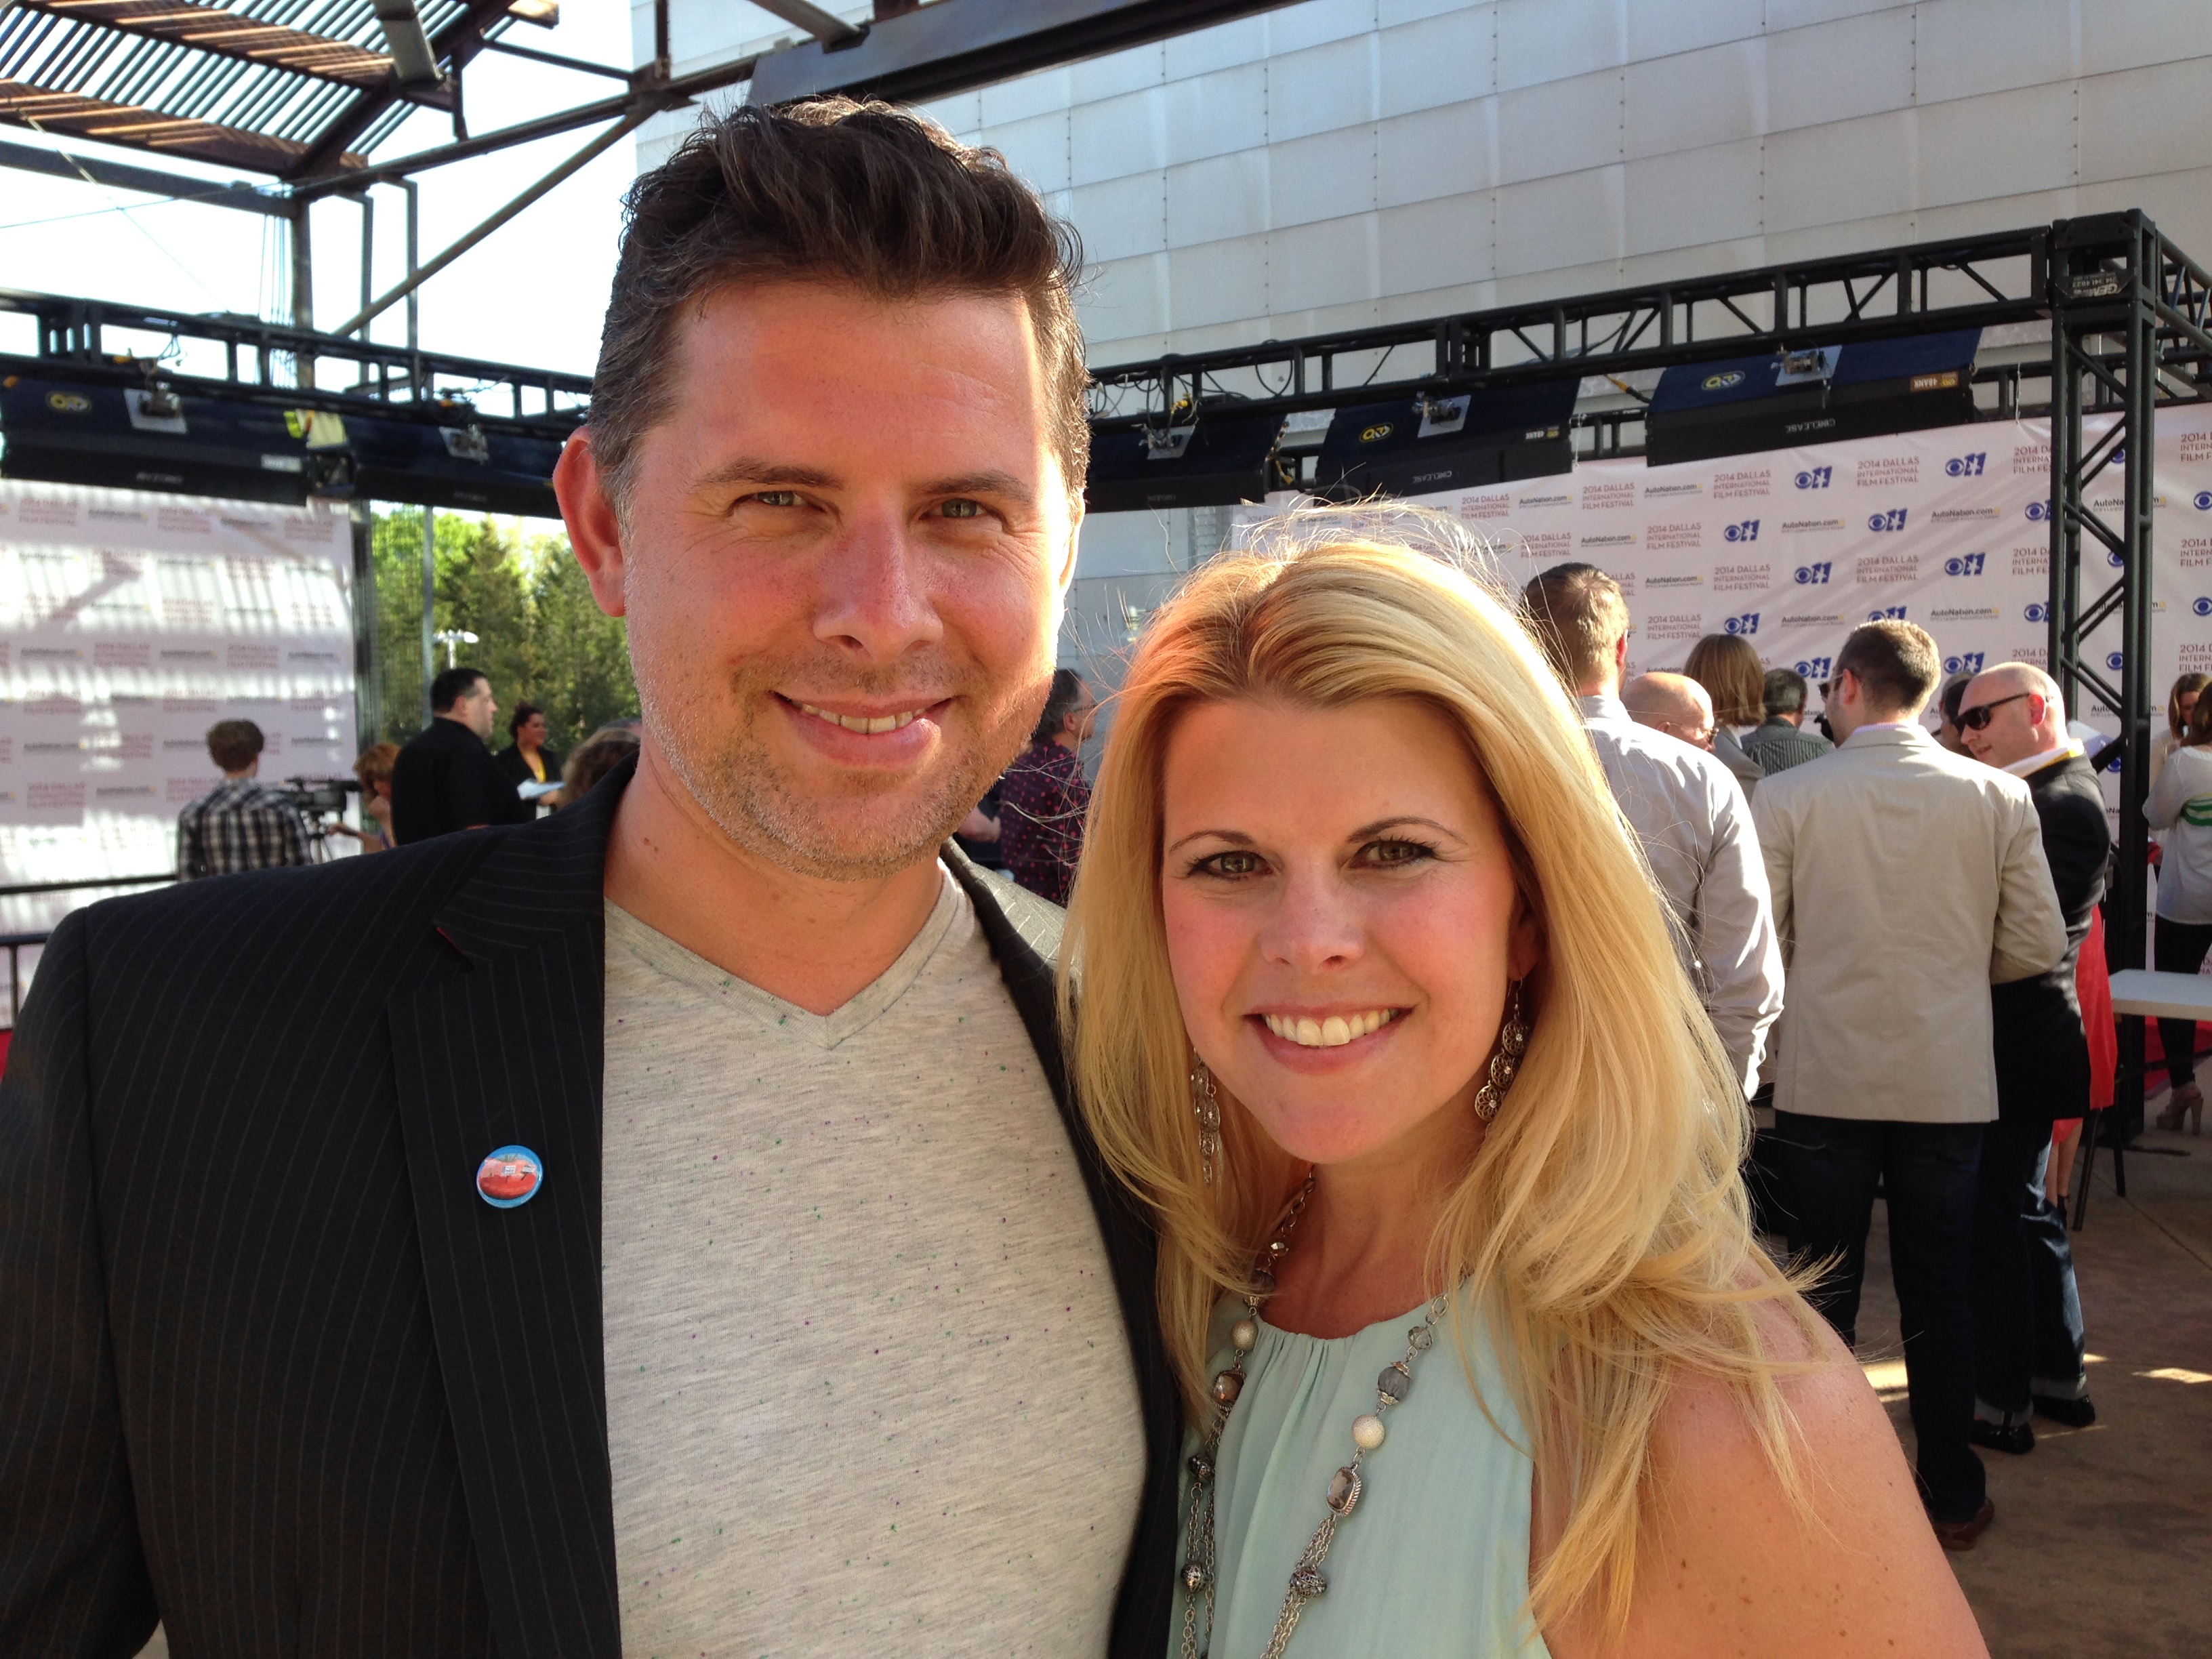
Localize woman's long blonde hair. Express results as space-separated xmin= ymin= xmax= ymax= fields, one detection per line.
xmin=1060 ymin=510 xmax=1819 ymax=1635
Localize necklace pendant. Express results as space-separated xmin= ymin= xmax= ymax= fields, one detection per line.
xmin=1324 ymin=1464 xmax=1361 ymax=1516
xmin=1211 ymin=1366 xmax=1246 ymax=1406
xmin=1288 ymin=1565 xmax=1328 ymax=1600
xmin=1182 ymin=1561 xmax=1212 ymax=1593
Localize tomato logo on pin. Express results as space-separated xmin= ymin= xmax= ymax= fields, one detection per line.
xmin=476 ymin=1145 xmax=544 ymax=1208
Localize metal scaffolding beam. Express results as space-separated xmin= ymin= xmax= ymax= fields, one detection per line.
xmin=285 ymin=0 xmax=510 ymax=179
xmin=748 ymin=0 xmax=1307 ymax=105
xmin=0 ymin=131 xmax=284 ymax=209
xmin=12 ymin=0 xmax=404 ymax=90
xmin=0 ymin=75 xmax=354 ymax=170
xmin=2044 ymin=211 xmax=2212 ymax=1207
xmin=1086 ymin=228 xmax=2054 ymax=434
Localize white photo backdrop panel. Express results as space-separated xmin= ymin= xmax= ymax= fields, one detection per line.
xmin=1379 ymin=407 xmax=2212 ymax=828
xmin=0 ymin=479 xmax=356 ymax=931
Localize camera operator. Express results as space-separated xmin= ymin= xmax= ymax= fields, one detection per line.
xmin=176 ymin=719 xmax=316 ymax=880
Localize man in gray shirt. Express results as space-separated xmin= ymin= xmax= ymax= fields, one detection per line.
xmin=552 ymin=102 xmax=1165 ymax=1655
xmin=0 ymin=100 xmax=1177 ymax=1659
xmin=1522 ymin=564 xmax=1784 ymax=1095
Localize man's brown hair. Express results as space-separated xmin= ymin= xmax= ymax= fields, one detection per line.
xmin=1683 ymin=632 xmax=1765 ymax=727
xmin=206 ymin=719 xmax=264 ymax=773
xmin=1835 ymin=619 xmax=1940 ymax=714
xmin=591 ymin=97 xmax=1089 ymax=515
xmin=1521 ymin=562 xmax=1631 ymax=690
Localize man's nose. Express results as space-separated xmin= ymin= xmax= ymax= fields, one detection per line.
xmin=811 ymin=513 xmax=945 ymax=661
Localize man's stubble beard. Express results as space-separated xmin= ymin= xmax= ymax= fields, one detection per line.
xmin=640 ymin=654 xmax=1047 ymax=882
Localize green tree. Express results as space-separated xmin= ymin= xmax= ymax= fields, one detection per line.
xmin=369 ymin=510 xmax=637 ymax=754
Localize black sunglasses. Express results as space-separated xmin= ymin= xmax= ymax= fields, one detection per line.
xmin=1957 ymin=691 xmax=2032 ymax=731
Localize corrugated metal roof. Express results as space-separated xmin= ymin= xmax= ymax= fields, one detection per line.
xmin=0 ymin=0 xmax=510 ymax=177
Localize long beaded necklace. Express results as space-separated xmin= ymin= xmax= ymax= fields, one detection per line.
xmin=1178 ymin=1172 xmax=1448 ymax=1659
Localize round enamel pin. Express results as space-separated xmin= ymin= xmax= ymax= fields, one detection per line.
xmin=476 ymin=1145 xmax=544 ymax=1208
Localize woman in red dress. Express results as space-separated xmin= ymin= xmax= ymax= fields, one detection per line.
xmin=2049 ymin=906 xmax=2116 ymax=1208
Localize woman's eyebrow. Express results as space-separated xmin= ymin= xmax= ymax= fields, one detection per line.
xmin=1345 ymin=815 xmax=1467 ymax=845
xmin=1165 ymin=828 xmax=1255 ymax=855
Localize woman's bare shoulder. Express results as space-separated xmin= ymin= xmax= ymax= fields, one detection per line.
xmin=1544 ymin=1298 xmax=1989 ymax=1659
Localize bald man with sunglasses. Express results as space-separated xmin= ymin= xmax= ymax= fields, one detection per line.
xmin=1957 ymin=663 xmax=2105 ymax=1451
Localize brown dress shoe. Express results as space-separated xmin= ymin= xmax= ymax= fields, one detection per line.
xmin=1930 ymin=1497 xmax=1995 ymax=1551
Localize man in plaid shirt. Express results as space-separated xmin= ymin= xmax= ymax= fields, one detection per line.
xmin=176 ymin=720 xmax=315 ymax=880
xmin=996 ymin=669 xmax=1097 ymax=906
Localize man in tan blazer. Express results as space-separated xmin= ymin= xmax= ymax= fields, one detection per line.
xmin=1751 ymin=619 xmax=2066 ymax=1555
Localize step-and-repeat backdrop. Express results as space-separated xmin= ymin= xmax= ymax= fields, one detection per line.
xmin=0 ymin=478 xmax=358 ymax=935
xmin=1394 ymin=406 xmax=2212 ymax=752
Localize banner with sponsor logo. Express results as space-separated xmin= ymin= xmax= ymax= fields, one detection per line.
xmin=1397 ymin=409 xmax=2212 ymax=780
xmin=0 ymin=479 xmax=356 ymax=930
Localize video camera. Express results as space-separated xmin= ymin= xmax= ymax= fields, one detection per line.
xmin=281 ymin=777 xmax=357 ymax=819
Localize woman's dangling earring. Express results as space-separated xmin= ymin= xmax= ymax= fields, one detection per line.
xmin=1474 ymin=980 xmax=1532 ymax=1124
xmin=1190 ymin=1057 xmax=1223 ymax=1186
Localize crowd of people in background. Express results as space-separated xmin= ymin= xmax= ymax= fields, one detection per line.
xmin=175 ymin=665 xmax=642 ymax=878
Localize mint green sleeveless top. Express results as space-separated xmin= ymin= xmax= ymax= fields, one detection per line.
xmin=1170 ymin=1296 xmax=1554 ymax=1658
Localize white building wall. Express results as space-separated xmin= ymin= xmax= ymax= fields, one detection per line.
xmin=636 ymin=1 xmax=2212 ymax=368
xmin=630 ymin=0 xmax=2212 ymax=680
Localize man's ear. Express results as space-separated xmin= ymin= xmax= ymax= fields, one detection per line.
xmin=1612 ymin=633 xmax=1629 ymax=673
xmin=1056 ymin=500 xmax=1084 ymax=594
xmin=554 ymin=430 xmax=628 ymax=619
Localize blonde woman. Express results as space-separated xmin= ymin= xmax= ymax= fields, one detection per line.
xmin=1061 ymin=514 xmax=1984 ymax=1658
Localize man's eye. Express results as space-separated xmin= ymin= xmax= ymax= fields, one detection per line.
xmin=939 ymin=498 xmax=985 ymax=519
xmin=749 ymin=490 xmax=803 ymax=508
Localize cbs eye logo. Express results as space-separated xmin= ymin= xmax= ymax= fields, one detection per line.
xmin=1944 ymin=652 xmax=1984 ymax=676
xmin=2194 ymin=597 xmax=2212 ymax=617
xmin=2024 ymin=602 xmax=2049 ymax=623
xmin=1723 ymin=520 xmax=1759 ymax=542
xmin=2026 ymin=500 xmax=2052 ymax=522
xmin=1794 ymin=466 xmax=1832 ymax=489
xmin=2196 ymin=491 xmax=2212 ymax=511
xmin=2108 ymin=651 xmax=2125 ymax=671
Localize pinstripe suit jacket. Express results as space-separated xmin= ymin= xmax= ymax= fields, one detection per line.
xmin=0 ymin=759 xmax=1182 ymax=1657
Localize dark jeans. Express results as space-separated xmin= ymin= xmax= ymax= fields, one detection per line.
xmin=1971 ymin=1113 xmax=2090 ymax=1419
xmin=2154 ymin=918 xmax=2212 ymax=1088
xmin=1769 ymin=1111 xmax=1986 ymax=1522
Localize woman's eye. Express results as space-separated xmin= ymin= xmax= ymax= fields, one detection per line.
xmin=1361 ymin=838 xmax=1434 ymax=867
xmin=749 ymin=489 xmax=803 ymax=508
xmin=1194 ymin=848 xmax=1266 ymax=879
xmin=939 ymin=497 xmax=986 ymax=519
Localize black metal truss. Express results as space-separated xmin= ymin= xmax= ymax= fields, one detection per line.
xmin=2043 ymin=212 xmax=2212 ymax=1207
xmin=749 ymin=0 xmax=1307 ymax=106
xmin=1086 ymin=227 xmax=2059 ymax=434
xmin=0 ymin=285 xmax=590 ymax=436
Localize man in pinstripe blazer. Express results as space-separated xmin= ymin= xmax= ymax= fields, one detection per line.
xmin=0 ymin=102 xmax=1181 ymax=1658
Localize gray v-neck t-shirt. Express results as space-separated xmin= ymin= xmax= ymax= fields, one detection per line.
xmin=600 ymin=866 xmax=1146 ymax=1656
